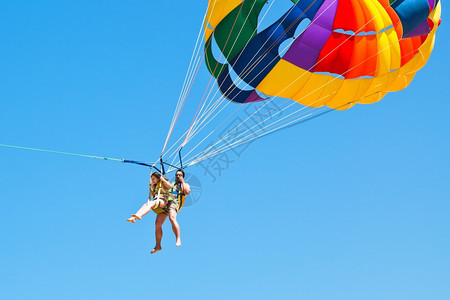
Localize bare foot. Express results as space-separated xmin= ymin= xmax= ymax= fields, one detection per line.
xmin=131 ymin=214 xmax=141 ymax=220
xmin=151 ymin=247 xmax=162 ymax=254
xmin=176 ymin=240 xmax=181 ymax=247
xmin=126 ymin=217 xmax=136 ymax=223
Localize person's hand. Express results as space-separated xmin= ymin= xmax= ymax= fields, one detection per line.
xmin=149 ymin=182 xmax=152 ymax=189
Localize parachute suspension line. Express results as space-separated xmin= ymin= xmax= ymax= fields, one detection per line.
xmin=164 ymin=48 xmax=205 ymax=153
xmin=173 ymin=24 xmax=204 ymax=129
xmin=191 ymin=98 xmax=306 ymax=162
xmin=183 ymin=14 xmax=389 ymax=165
xmin=184 ymin=0 xmax=278 ymax=142
xmin=181 ymin=0 xmax=339 ymax=149
xmin=163 ymin=3 xmax=248 ymax=162
xmin=181 ymin=1 xmax=368 ymax=161
xmin=161 ymin=130 xmax=189 ymax=161
xmin=164 ymin=100 xmax=245 ymax=171
xmin=183 ymin=2 xmax=260 ymax=145
xmin=167 ymin=43 xmax=205 ymax=146
xmin=161 ymin=6 xmax=210 ymax=154
xmin=188 ymin=101 xmax=333 ymax=163
xmin=181 ymin=1 xmax=250 ymax=148
xmin=177 ymin=10 xmax=208 ymax=108
xmin=175 ymin=103 xmax=247 ymax=165
xmin=186 ymin=107 xmax=335 ymax=167
xmin=164 ymin=0 xmax=284 ymax=159
xmin=183 ymin=103 xmax=324 ymax=166
xmin=163 ymin=0 xmax=273 ymax=164
xmin=183 ymin=0 xmax=301 ymax=144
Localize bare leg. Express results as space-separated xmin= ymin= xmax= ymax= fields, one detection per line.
xmin=151 ymin=213 xmax=168 ymax=254
xmin=168 ymin=209 xmax=181 ymax=246
xmin=127 ymin=199 xmax=164 ymax=222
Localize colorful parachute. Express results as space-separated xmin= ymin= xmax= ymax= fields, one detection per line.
xmin=204 ymin=0 xmax=442 ymax=110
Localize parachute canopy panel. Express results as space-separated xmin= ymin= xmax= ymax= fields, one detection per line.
xmin=204 ymin=0 xmax=441 ymax=110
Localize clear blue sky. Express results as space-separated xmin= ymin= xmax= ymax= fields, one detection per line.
xmin=1 ymin=1 xmax=449 ymax=299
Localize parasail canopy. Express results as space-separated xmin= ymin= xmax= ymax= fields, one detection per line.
xmin=159 ymin=0 xmax=442 ymax=171
xmin=204 ymin=0 xmax=441 ymax=110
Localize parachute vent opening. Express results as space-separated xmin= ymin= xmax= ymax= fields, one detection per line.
xmin=356 ymin=31 xmax=368 ymax=36
xmin=210 ymin=36 xmax=228 ymax=64
xmin=229 ymin=65 xmax=255 ymax=91
xmin=355 ymin=75 xmax=374 ymax=79
xmin=254 ymin=89 xmax=270 ymax=99
xmin=278 ymin=18 xmax=311 ymax=58
xmin=314 ymin=71 xmax=345 ymax=79
xmin=333 ymin=28 xmax=396 ymax=36
xmin=333 ymin=29 xmax=357 ymax=36
xmin=378 ymin=25 xmax=394 ymax=33
xmin=279 ymin=38 xmax=294 ymax=57
xmin=294 ymin=18 xmax=311 ymax=38
xmin=256 ymin=0 xmax=295 ymax=31
xmin=337 ymin=25 xmax=393 ymax=37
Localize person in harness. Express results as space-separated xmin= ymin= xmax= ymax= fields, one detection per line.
xmin=166 ymin=169 xmax=190 ymax=248
xmin=126 ymin=172 xmax=173 ymax=223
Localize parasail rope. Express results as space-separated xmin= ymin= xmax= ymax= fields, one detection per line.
xmin=187 ymin=90 xmax=385 ymax=166
xmin=161 ymin=6 xmax=210 ymax=154
xmin=0 ymin=143 xmax=124 ymax=163
xmin=186 ymin=107 xmax=333 ymax=167
xmin=0 ymin=144 xmax=172 ymax=171
xmin=177 ymin=17 xmax=208 ymax=112
xmin=186 ymin=90 xmax=385 ymax=167
xmin=181 ymin=0 xmax=257 ymax=148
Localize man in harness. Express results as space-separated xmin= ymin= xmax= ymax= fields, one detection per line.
xmin=153 ymin=169 xmax=190 ymax=253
